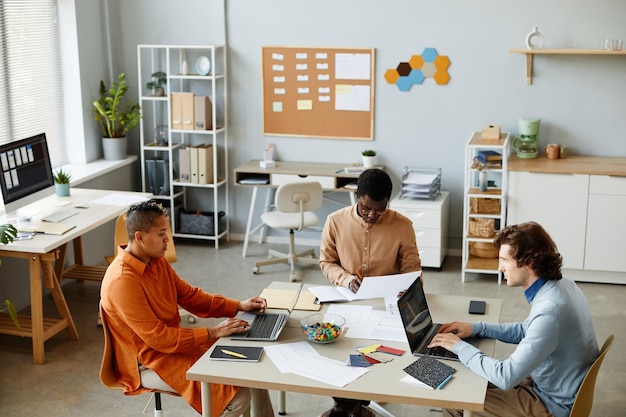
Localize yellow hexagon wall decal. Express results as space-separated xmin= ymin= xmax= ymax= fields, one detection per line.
xmin=409 ymin=55 xmax=424 ymax=70
xmin=433 ymin=70 xmax=451 ymax=85
xmin=434 ymin=55 xmax=451 ymax=70
xmin=384 ymin=69 xmax=400 ymax=84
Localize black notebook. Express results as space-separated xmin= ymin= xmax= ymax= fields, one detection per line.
xmin=209 ymin=345 xmax=264 ymax=362
xmin=403 ymin=355 xmax=456 ymax=389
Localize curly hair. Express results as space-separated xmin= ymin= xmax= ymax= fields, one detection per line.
xmin=125 ymin=200 xmax=168 ymax=241
xmin=494 ymin=221 xmax=562 ymax=280
xmin=356 ymin=168 xmax=392 ymax=201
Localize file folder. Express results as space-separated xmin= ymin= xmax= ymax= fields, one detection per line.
xmin=178 ymin=146 xmax=191 ymax=182
xmin=171 ymin=93 xmax=183 ymax=130
xmin=194 ymin=96 xmax=213 ymax=130
xmin=190 ymin=145 xmax=200 ymax=184
xmin=156 ymin=159 xmax=170 ymax=195
xmin=182 ymin=92 xmax=195 ymax=130
xmin=198 ymin=144 xmax=214 ymax=184
xmin=145 ymin=159 xmax=157 ymax=194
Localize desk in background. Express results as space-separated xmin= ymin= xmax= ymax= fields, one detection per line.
xmin=188 ymin=283 xmax=503 ymax=417
xmin=0 ymin=188 xmax=150 ymax=364
xmin=234 ymin=160 xmax=375 ymax=257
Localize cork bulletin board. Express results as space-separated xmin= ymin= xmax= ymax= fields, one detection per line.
xmin=262 ymin=46 xmax=375 ymax=140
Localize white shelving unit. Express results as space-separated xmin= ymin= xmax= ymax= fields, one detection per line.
xmin=137 ymin=44 xmax=228 ymax=247
xmin=461 ymin=131 xmax=510 ymax=283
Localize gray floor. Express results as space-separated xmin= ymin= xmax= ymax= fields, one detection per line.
xmin=1 ymin=240 xmax=624 ymax=417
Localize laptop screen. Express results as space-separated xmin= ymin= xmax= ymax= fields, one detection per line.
xmin=397 ymin=279 xmax=434 ymax=353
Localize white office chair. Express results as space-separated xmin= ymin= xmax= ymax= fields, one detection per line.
xmin=253 ymin=181 xmax=323 ymax=281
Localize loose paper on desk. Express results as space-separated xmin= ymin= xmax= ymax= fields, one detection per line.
xmin=90 ymin=193 xmax=149 ymax=207
xmin=309 ymin=271 xmax=420 ymax=303
xmin=289 ymin=355 xmax=369 ymax=387
xmin=264 ymin=341 xmax=319 ymax=374
xmin=331 ymin=302 xmax=405 ymax=343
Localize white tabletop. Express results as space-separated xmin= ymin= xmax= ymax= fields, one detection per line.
xmin=1 ymin=188 xmax=150 ymax=254
xmin=187 ymin=291 xmax=502 ymax=414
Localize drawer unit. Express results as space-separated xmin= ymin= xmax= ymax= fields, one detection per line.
xmin=271 ymin=173 xmax=335 ymax=189
xmin=390 ymin=191 xmax=449 ymax=269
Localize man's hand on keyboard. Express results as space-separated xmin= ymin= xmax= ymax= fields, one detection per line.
xmin=211 ymin=317 xmax=250 ymax=339
xmin=238 ymin=296 xmax=267 ymax=313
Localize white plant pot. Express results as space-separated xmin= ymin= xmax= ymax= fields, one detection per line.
xmin=102 ymin=136 xmax=127 ymax=161
xmin=55 ymin=183 xmax=70 ymax=197
xmin=362 ymin=155 xmax=375 ymax=168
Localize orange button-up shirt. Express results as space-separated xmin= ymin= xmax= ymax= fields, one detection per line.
xmin=100 ymin=247 xmax=239 ymax=415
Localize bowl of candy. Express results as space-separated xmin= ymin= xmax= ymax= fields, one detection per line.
xmin=300 ymin=313 xmax=345 ymax=343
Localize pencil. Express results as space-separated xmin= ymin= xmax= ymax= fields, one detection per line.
xmin=221 ymin=349 xmax=247 ymax=359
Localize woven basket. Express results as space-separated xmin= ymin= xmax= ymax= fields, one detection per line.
xmin=470 ymin=197 xmax=500 ymax=214
xmin=469 ymin=241 xmax=498 ymax=258
xmin=468 ymin=218 xmax=495 ymax=238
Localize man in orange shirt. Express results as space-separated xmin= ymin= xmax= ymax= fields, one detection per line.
xmin=101 ymin=201 xmax=274 ymax=416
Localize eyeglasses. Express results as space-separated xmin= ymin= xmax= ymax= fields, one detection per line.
xmin=358 ymin=200 xmax=387 ymax=216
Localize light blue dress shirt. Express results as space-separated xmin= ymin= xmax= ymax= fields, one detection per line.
xmin=454 ymin=277 xmax=599 ymax=417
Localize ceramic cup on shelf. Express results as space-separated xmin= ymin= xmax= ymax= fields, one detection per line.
xmin=544 ymin=143 xmax=560 ymax=160
xmin=559 ymin=145 xmax=568 ymax=159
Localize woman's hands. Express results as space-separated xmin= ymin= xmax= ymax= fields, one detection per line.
xmin=238 ymin=296 xmax=267 ymax=313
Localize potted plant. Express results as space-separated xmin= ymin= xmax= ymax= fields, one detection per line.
xmin=53 ymin=167 xmax=72 ymax=197
xmin=362 ymin=149 xmax=377 ymax=168
xmin=93 ymin=72 xmax=142 ymax=160
xmin=146 ymin=71 xmax=167 ymax=97
xmin=0 ymin=223 xmax=21 ymax=332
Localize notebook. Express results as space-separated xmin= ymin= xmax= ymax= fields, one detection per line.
xmin=209 ymin=345 xmax=264 ymax=362
xmin=230 ymin=284 xmax=303 ymax=342
xmin=19 ymin=222 xmax=76 ymax=235
xmin=397 ymin=279 xmax=480 ymax=361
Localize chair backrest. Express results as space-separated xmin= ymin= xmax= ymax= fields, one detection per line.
xmin=111 ymin=213 xmax=177 ymax=263
xmin=99 ymin=306 xmax=124 ymax=390
xmin=274 ymin=181 xmax=323 ymax=214
xmin=569 ymin=334 xmax=614 ymax=417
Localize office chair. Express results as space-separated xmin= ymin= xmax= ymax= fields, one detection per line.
xmin=100 ymin=306 xmax=180 ymax=417
xmin=253 ymin=181 xmax=323 ymax=281
xmin=569 ymin=334 xmax=614 ymax=417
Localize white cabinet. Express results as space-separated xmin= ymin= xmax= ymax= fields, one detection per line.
xmin=137 ymin=44 xmax=228 ymax=247
xmin=461 ymin=132 xmax=509 ymax=283
xmin=584 ymin=175 xmax=626 ymax=272
xmin=389 ymin=191 xmax=449 ymax=269
xmin=507 ymin=171 xmax=588 ymax=269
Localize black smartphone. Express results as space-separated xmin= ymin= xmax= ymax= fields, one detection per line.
xmin=469 ymin=300 xmax=486 ymax=315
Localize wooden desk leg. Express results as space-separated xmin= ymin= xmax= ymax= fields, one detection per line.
xmin=43 ymin=260 xmax=79 ymax=341
xmin=201 ymin=381 xmax=212 ymax=417
xmin=28 ymin=256 xmax=46 ymax=365
xmin=463 ymin=410 xmax=474 ymax=417
xmin=242 ymin=186 xmax=259 ymax=257
xmin=250 ymin=388 xmax=260 ymax=417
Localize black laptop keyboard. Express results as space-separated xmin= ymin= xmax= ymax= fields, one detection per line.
xmin=245 ymin=314 xmax=279 ymax=339
xmin=422 ymin=345 xmax=452 ymax=357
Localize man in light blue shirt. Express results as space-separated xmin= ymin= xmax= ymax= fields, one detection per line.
xmin=429 ymin=222 xmax=599 ymax=417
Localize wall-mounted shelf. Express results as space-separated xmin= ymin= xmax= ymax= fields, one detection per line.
xmin=510 ymin=48 xmax=626 ymax=84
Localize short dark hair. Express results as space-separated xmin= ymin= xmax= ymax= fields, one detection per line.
xmin=494 ymin=221 xmax=562 ymax=280
xmin=356 ymin=168 xmax=392 ymax=201
xmin=125 ymin=200 xmax=168 ymax=241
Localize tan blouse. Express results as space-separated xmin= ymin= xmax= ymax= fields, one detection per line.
xmin=320 ymin=204 xmax=422 ymax=287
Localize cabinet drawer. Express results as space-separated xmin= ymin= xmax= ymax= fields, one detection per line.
xmin=419 ymin=247 xmax=444 ymax=269
xmin=394 ymin=208 xmax=442 ymax=228
xmin=413 ymin=228 xmax=442 ymax=248
xmin=271 ymin=173 xmax=335 ymax=189
xmin=589 ymin=175 xmax=626 ymax=196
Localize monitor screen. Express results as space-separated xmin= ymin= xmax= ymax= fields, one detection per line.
xmin=0 ymin=133 xmax=55 ymax=215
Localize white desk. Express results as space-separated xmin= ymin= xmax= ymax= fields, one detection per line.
xmin=0 ymin=188 xmax=150 ymax=364
xmin=187 ymin=292 xmax=502 ymax=417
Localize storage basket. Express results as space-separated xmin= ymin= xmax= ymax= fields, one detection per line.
xmin=468 ymin=218 xmax=495 ymax=238
xmin=179 ymin=209 xmax=225 ymax=236
xmin=469 ymin=241 xmax=498 ymax=258
xmin=470 ymin=197 xmax=500 ymax=214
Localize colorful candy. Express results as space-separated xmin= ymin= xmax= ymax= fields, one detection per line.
xmin=303 ymin=321 xmax=342 ymax=343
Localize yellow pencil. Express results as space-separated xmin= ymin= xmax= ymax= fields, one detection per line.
xmin=221 ymin=349 xmax=247 ymax=359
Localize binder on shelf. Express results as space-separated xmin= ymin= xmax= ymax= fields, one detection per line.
xmin=194 ymin=96 xmax=213 ymax=130
xmin=145 ymin=158 xmax=157 ymax=194
xmin=178 ymin=146 xmax=191 ymax=182
xmin=198 ymin=144 xmax=214 ymax=184
xmin=156 ymin=159 xmax=170 ymax=196
xmin=182 ymin=92 xmax=195 ymax=130
xmin=190 ymin=145 xmax=200 ymax=184
xmin=171 ymin=93 xmax=183 ymax=130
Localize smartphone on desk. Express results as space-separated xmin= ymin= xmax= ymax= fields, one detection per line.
xmin=469 ymin=300 xmax=486 ymax=315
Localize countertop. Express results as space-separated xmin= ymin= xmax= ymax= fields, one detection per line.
xmin=508 ymin=155 xmax=626 ymax=176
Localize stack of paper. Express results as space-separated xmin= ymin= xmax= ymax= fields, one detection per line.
xmin=400 ymin=167 xmax=442 ymax=200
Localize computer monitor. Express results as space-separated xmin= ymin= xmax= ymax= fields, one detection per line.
xmin=0 ymin=133 xmax=55 ymax=216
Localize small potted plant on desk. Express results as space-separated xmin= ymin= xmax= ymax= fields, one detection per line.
xmin=53 ymin=167 xmax=72 ymax=197
xmin=93 ymin=72 xmax=142 ymax=161
xmin=1 ymin=223 xmax=21 ymax=332
xmin=362 ymin=149 xmax=377 ymax=168
xmin=146 ymin=71 xmax=167 ymax=97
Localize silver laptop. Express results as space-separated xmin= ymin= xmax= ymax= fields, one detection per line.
xmin=397 ymin=279 xmax=480 ymax=361
xmin=230 ymin=284 xmax=302 ymax=342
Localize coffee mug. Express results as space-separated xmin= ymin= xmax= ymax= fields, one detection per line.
xmin=559 ymin=145 xmax=568 ymax=159
xmin=544 ymin=144 xmax=559 ymax=160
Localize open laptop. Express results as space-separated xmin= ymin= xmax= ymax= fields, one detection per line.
xmin=230 ymin=284 xmax=303 ymax=342
xmin=397 ymin=279 xmax=481 ymax=361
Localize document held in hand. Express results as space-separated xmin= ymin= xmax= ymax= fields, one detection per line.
xmin=310 ymin=271 xmax=421 ymax=303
